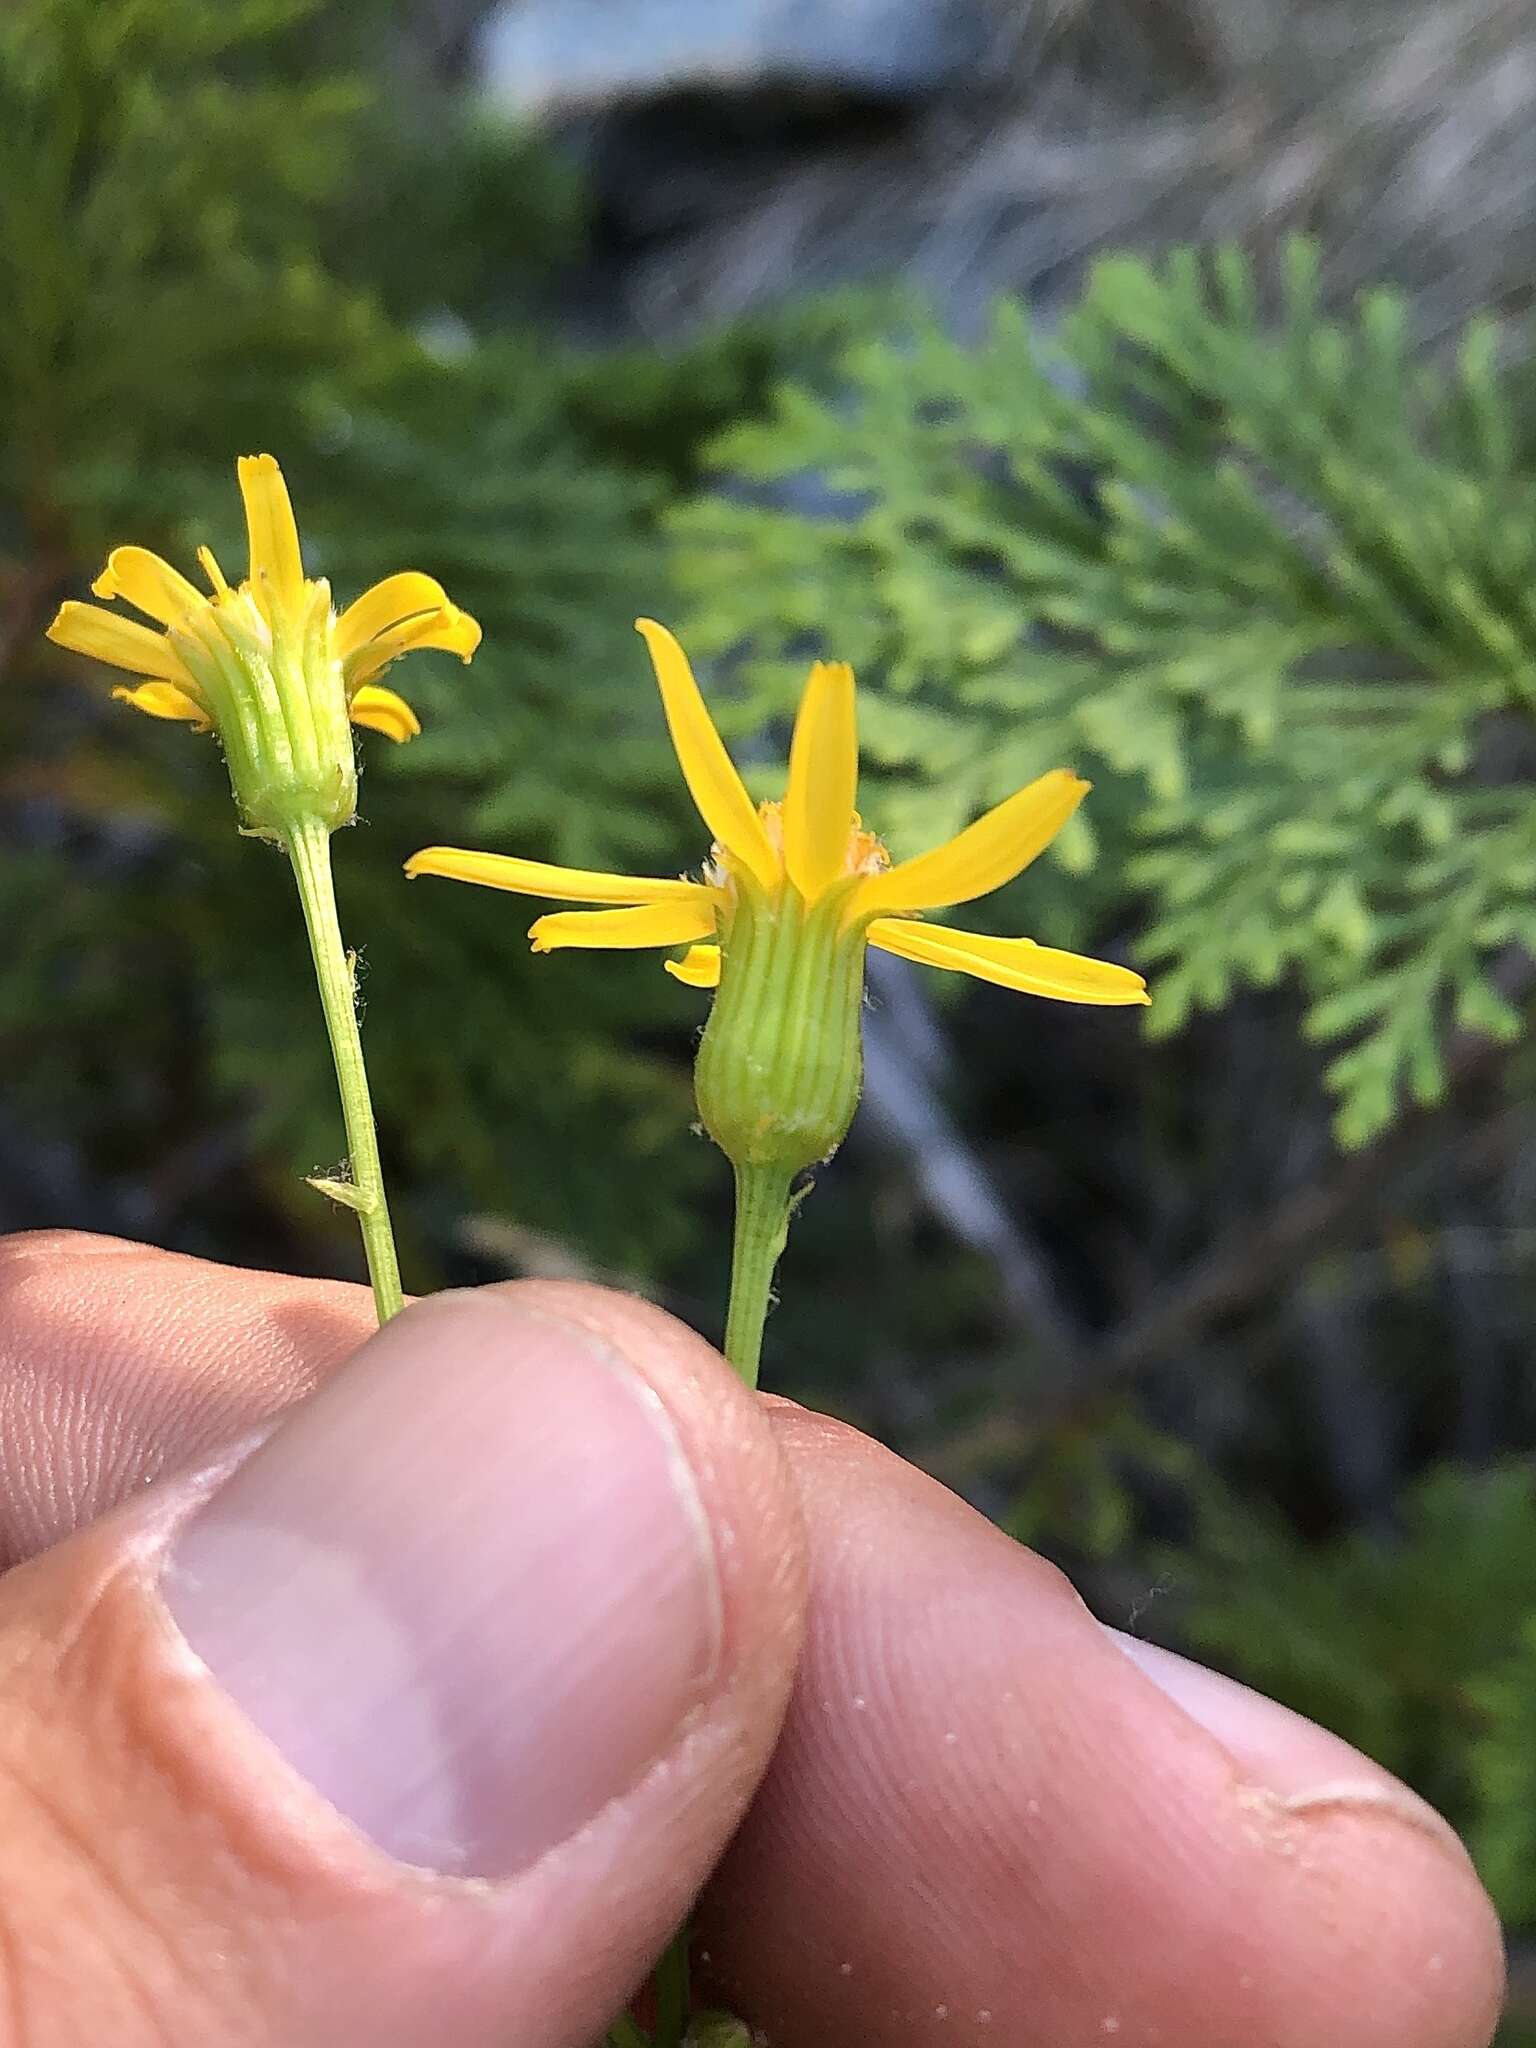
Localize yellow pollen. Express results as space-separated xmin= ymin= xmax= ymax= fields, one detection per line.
xmin=750 ymin=798 xmax=889 ymax=883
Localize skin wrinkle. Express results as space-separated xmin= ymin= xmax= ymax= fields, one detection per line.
xmin=0 ymin=1553 xmax=243 ymax=2045
xmin=0 ymin=1886 xmax=35 ymax=2048
xmin=1279 ymin=1780 xmax=1473 ymax=1860
xmin=0 ymin=1232 xmax=363 ymax=1562
xmin=7 ymin=1769 xmax=187 ymax=2048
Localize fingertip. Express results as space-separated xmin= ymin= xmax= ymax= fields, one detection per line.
xmin=706 ymin=1412 xmax=1507 ymax=2048
xmin=1115 ymin=1634 xmax=1506 ymax=2047
xmin=1293 ymin=1805 xmax=1506 ymax=2048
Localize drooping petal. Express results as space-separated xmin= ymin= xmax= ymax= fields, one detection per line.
xmin=91 ymin=547 xmax=203 ymax=627
xmin=344 ymin=604 xmax=482 ymax=689
xmin=634 ymin=619 xmax=778 ymax=890
xmin=335 ymin=573 xmax=454 ymax=660
xmin=111 ymin=680 xmax=212 ymax=729
xmin=348 ymin=684 xmax=421 ymax=743
xmin=783 ymin=659 xmax=858 ymax=903
xmin=665 ymin=944 xmax=722 ymax=988
xmin=855 ymin=769 xmax=1089 ymax=917
xmin=529 ymin=899 xmax=719 ymax=954
xmin=869 ymin=918 xmax=1150 ymax=1005
xmin=237 ymin=453 xmax=305 ymax=625
xmin=46 ymin=602 xmax=195 ymax=685
xmin=404 ymin=845 xmax=717 ymax=907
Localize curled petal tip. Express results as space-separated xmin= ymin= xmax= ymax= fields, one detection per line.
xmin=666 ymin=943 xmax=722 ymax=988
xmin=87 ymin=546 xmax=206 ymax=627
xmin=109 ymin=680 xmax=212 ymax=730
xmin=448 ymin=606 xmax=482 ymax=660
xmin=349 ymin=683 xmax=422 ymax=743
xmin=633 ymin=616 xmax=692 ymax=666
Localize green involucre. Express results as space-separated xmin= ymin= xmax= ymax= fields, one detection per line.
xmin=174 ymin=589 xmax=357 ymax=839
xmin=694 ymin=878 xmax=868 ymax=1177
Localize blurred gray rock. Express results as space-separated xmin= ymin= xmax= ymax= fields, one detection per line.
xmin=477 ymin=0 xmax=1536 ymax=346
xmin=481 ymin=0 xmax=990 ymax=109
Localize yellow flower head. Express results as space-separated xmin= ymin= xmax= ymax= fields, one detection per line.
xmin=46 ymin=454 xmax=481 ymax=836
xmin=407 ymin=620 xmax=1146 ymax=1175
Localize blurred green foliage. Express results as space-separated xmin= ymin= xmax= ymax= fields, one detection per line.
xmin=672 ymin=240 xmax=1536 ymax=1148
xmin=1168 ymin=1457 xmax=1536 ymax=1921
xmin=3 ymin=0 xmax=1536 ymax=2020
xmin=0 ymin=0 xmax=858 ymax=1270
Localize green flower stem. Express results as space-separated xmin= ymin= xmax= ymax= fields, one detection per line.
xmin=723 ymin=1162 xmax=794 ymax=1388
xmin=653 ymin=1926 xmax=691 ymax=2046
xmin=614 ymin=1162 xmax=795 ymax=2048
xmin=283 ymin=814 xmax=404 ymax=1325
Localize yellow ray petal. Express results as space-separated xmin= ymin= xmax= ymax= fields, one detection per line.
xmin=665 ymin=944 xmax=722 ymax=988
xmin=856 ymin=769 xmax=1089 ymax=917
xmin=237 ymin=453 xmax=305 ymax=625
xmin=529 ymin=899 xmax=719 ymax=954
xmin=404 ymin=845 xmax=717 ymax=907
xmin=335 ymin=572 xmax=454 ymax=660
xmin=46 ymin=601 xmax=194 ymax=685
xmin=111 ymin=680 xmax=212 ymax=729
xmin=344 ymin=604 xmax=482 ymax=689
xmin=783 ymin=659 xmax=857 ymax=903
xmin=90 ymin=546 xmax=203 ymax=627
xmin=348 ymin=684 xmax=421 ymax=743
xmin=634 ymin=619 xmax=778 ymax=890
xmin=869 ymin=918 xmax=1150 ymax=1006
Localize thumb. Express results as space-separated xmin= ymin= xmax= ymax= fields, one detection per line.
xmin=0 ymin=1282 xmax=805 ymax=2046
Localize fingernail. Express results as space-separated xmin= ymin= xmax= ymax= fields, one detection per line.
xmin=165 ymin=1293 xmax=722 ymax=1877
xmin=1110 ymin=1631 xmax=1471 ymax=1862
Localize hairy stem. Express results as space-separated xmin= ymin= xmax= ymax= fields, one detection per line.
xmin=617 ymin=1162 xmax=796 ymax=2048
xmin=283 ymin=815 xmax=404 ymax=1324
xmin=723 ymin=1163 xmax=795 ymax=1388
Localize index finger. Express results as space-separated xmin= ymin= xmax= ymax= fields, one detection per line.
xmin=0 ymin=1230 xmax=372 ymax=1562
xmin=699 ymin=1401 xmax=1504 ymax=2045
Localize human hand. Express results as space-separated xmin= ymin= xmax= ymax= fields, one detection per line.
xmin=0 ymin=1231 xmax=1505 ymax=2046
